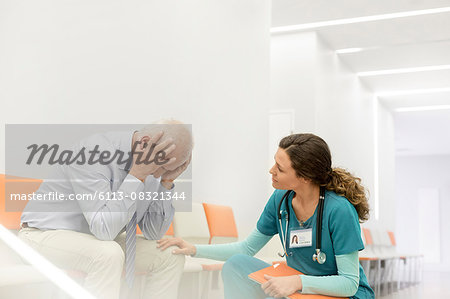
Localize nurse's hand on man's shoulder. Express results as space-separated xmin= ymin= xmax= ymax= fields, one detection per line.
xmin=261 ymin=274 xmax=302 ymax=298
xmin=156 ymin=237 xmax=196 ymax=256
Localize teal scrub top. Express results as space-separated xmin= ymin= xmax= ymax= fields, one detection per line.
xmin=257 ymin=189 xmax=374 ymax=298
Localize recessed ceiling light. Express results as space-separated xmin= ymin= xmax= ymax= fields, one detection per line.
xmin=335 ymin=48 xmax=363 ymax=54
xmin=358 ymin=65 xmax=450 ymax=77
xmin=271 ymin=6 xmax=450 ymax=33
xmin=395 ymin=105 xmax=450 ymax=112
xmin=376 ymin=87 xmax=450 ymax=97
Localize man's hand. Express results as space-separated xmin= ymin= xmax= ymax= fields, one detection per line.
xmin=156 ymin=237 xmax=197 ymax=256
xmin=129 ymin=131 xmax=177 ymax=181
xmin=261 ymin=274 xmax=302 ymax=298
xmin=161 ymin=154 xmax=191 ymax=182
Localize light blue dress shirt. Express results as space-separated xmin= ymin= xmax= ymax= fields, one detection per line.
xmin=21 ymin=131 xmax=174 ymax=241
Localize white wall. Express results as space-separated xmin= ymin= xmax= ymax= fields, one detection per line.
xmin=270 ymin=32 xmax=317 ymax=133
xmin=0 ymin=0 xmax=271 ymax=235
xmin=270 ymin=32 xmax=390 ymax=227
xmin=395 ymin=155 xmax=450 ymax=271
xmin=376 ymin=101 xmax=396 ymax=229
xmin=314 ymin=36 xmax=376 ymax=215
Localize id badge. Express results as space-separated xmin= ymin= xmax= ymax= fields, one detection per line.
xmin=289 ymin=228 xmax=312 ymax=248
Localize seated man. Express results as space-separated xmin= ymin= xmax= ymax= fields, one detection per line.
xmin=19 ymin=121 xmax=193 ymax=299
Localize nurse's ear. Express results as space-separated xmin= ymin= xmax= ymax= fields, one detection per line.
xmin=300 ymin=177 xmax=311 ymax=184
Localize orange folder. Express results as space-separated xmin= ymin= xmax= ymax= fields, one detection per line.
xmin=248 ymin=263 xmax=345 ymax=299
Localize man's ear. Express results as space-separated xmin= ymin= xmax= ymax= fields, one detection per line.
xmin=140 ymin=136 xmax=150 ymax=149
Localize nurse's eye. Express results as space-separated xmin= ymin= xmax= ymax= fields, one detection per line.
xmin=278 ymin=166 xmax=283 ymax=172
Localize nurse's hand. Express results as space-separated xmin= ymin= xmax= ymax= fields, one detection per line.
xmin=261 ymin=274 xmax=302 ymax=298
xmin=156 ymin=237 xmax=197 ymax=256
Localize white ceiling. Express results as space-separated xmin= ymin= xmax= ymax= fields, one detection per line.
xmin=272 ymin=0 xmax=450 ymax=157
xmin=271 ymin=0 xmax=450 ymax=26
xmin=394 ymin=109 xmax=450 ymax=156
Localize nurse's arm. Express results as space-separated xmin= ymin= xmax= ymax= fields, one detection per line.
xmin=299 ymin=251 xmax=360 ymax=297
xmin=193 ymin=228 xmax=272 ymax=261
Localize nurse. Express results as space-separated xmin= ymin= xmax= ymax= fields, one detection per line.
xmin=157 ymin=133 xmax=375 ymax=299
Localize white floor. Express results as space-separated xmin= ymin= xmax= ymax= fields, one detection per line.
xmin=381 ymin=271 xmax=450 ymax=299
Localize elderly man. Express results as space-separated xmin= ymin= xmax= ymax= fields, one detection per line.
xmin=19 ymin=121 xmax=193 ymax=299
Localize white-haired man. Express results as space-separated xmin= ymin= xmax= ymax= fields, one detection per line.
xmin=19 ymin=122 xmax=193 ymax=299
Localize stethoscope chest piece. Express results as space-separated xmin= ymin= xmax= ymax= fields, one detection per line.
xmin=312 ymin=249 xmax=327 ymax=264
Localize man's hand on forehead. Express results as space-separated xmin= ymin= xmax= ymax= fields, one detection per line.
xmin=156 ymin=131 xmax=192 ymax=170
xmin=135 ymin=122 xmax=192 ymax=178
xmin=129 ymin=131 xmax=177 ymax=181
xmin=161 ymin=154 xmax=192 ymax=182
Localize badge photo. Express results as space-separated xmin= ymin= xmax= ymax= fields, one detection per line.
xmin=289 ymin=228 xmax=312 ymax=248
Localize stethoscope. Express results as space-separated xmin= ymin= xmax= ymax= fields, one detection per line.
xmin=277 ymin=186 xmax=327 ymax=264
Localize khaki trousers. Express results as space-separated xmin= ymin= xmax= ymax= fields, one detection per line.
xmin=18 ymin=227 xmax=185 ymax=299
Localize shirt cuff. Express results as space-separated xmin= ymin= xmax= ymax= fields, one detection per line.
xmin=300 ymin=275 xmax=313 ymax=294
xmin=194 ymin=244 xmax=208 ymax=258
xmin=160 ymin=181 xmax=175 ymax=191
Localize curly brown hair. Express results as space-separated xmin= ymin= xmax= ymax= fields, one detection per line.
xmin=279 ymin=133 xmax=370 ymax=222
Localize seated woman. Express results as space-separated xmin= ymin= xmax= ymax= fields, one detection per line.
xmin=157 ymin=133 xmax=375 ymax=299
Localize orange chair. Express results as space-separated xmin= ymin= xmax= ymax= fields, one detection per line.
xmin=0 ymin=174 xmax=43 ymax=230
xmin=165 ymin=222 xmax=174 ymax=236
xmin=136 ymin=222 xmax=174 ymax=237
xmin=198 ymin=203 xmax=240 ymax=297
xmin=362 ymin=228 xmax=373 ymax=246
xmin=202 ymin=203 xmax=238 ymax=244
xmin=387 ymin=231 xmax=396 ymax=247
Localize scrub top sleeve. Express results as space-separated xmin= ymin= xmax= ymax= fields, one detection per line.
xmin=329 ymin=200 xmax=364 ymax=255
xmin=256 ymin=190 xmax=279 ymax=236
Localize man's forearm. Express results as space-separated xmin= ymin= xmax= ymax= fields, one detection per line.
xmin=139 ymin=200 xmax=175 ymax=240
xmin=137 ymin=178 xmax=175 ymax=239
xmin=80 ymin=174 xmax=143 ymax=241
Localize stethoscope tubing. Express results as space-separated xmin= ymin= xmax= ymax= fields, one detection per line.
xmin=277 ymin=187 xmax=326 ymax=263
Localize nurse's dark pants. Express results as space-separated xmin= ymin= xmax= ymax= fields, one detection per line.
xmin=221 ymin=254 xmax=374 ymax=299
xmin=222 ymin=254 xmax=275 ymax=299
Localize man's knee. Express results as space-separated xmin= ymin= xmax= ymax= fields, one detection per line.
xmin=136 ymin=240 xmax=184 ymax=272
xmin=156 ymin=245 xmax=185 ymax=268
xmin=93 ymin=241 xmax=125 ymax=267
